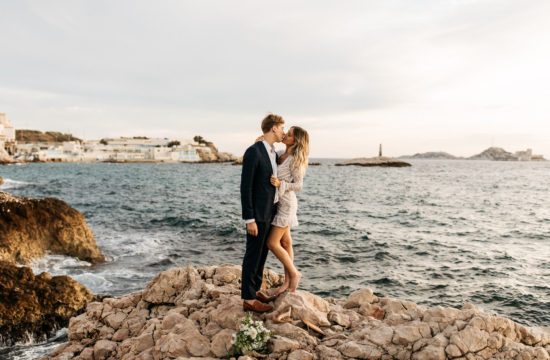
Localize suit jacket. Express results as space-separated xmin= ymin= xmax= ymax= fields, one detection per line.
xmin=241 ymin=141 xmax=277 ymax=223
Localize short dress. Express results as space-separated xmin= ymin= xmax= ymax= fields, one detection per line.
xmin=271 ymin=154 xmax=304 ymax=229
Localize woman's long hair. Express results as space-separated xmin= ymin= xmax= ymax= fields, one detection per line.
xmin=289 ymin=126 xmax=309 ymax=176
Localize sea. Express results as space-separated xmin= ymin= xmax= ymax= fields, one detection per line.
xmin=0 ymin=159 xmax=549 ymax=359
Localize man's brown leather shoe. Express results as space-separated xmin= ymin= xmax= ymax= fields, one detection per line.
xmin=243 ymin=300 xmax=274 ymax=313
xmin=256 ymin=291 xmax=277 ymax=303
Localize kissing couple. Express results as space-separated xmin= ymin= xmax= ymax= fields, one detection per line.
xmin=240 ymin=114 xmax=310 ymax=313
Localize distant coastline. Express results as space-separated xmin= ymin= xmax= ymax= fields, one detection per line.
xmin=1 ymin=129 xmax=236 ymax=164
xmin=400 ymin=147 xmax=546 ymax=161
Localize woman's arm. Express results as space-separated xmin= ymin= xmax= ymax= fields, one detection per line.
xmin=271 ymin=163 xmax=303 ymax=197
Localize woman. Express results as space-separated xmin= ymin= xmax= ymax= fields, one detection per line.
xmin=266 ymin=126 xmax=309 ymax=295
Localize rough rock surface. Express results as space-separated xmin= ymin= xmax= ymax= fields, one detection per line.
xmin=0 ymin=191 xmax=105 ymax=264
xmin=42 ymin=264 xmax=550 ymax=360
xmin=0 ymin=147 xmax=15 ymax=164
xmin=335 ymin=156 xmax=412 ymax=167
xmin=0 ymin=261 xmax=98 ymax=346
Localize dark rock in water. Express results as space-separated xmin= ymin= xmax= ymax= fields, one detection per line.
xmin=309 ymin=162 xmax=322 ymax=166
xmin=0 ymin=176 xmax=3 ymax=185
xmin=0 ymin=261 xmax=98 ymax=346
xmin=335 ymin=156 xmax=411 ymax=167
xmin=0 ymin=191 xmax=105 ymax=265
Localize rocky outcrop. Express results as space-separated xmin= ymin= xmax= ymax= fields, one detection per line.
xmin=336 ymin=156 xmax=411 ymax=167
xmin=0 ymin=261 xmax=98 ymax=346
xmin=0 ymin=146 xmax=15 ymax=164
xmin=0 ymin=191 xmax=105 ymax=265
xmin=194 ymin=136 xmax=237 ymax=163
xmin=42 ymin=264 xmax=550 ymax=360
xmin=197 ymin=149 xmax=237 ymax=163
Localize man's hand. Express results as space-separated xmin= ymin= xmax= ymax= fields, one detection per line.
xmin=246 ymin=222 xmax=258 ymax=236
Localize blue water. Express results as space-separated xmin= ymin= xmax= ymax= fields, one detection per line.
xmin=1 ymin=160 xmax=549 ymax=359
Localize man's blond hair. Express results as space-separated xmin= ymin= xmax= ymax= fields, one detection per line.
xmin=261 ymin=114 xmax=285 ymax=134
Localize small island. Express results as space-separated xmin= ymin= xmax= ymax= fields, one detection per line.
xmin=335 ymin=156 xmax=411 ymax=167
xmin=400 ymin=152 xmax=460 ymax=160
xmin=336 ymin=145 xmax=412 ymax=167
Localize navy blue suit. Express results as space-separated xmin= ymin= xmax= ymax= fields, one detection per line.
xmin=240 ymin=142 xmax=278 ymax=300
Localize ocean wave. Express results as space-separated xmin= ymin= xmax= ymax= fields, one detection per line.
xmin=149 ymin=216 xmax=205 ymax=228
xmin=0 ymin=178 xmax=34 ymax=190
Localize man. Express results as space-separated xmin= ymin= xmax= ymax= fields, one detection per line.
xmin=240 ymin=114 xmax=285 ymax=312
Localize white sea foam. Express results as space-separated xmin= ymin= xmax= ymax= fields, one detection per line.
xmin=0 ymin=178 xmax=33 ymax=190
xmin=31 ymin=254 xmax=91 ymax=276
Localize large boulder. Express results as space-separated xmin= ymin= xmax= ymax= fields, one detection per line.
xmin=0 ymin=191 xmax=105 ymax=264
xmin=0 ymin=261 xmax=98 ymax=346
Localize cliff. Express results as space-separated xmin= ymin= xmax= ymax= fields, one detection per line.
xmin=16 ymin=130 xmax=82 ymax=143
xmin=42 ymin=264 xmax=550 ymax=360
xmin=0 ymin=261 xmax=98 ymax=346
xmin=0 ymin=191 xmax=105 ymax=265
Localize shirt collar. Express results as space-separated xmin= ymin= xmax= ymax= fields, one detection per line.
xmin=262 ymin=140 xmax=275 ymax=154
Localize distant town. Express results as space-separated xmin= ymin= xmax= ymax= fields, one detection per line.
xmin=0 ymin=113 xmax=235 ymax=164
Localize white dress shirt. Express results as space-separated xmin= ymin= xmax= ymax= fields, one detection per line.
xmin=245 ymin=141 xmax=278 ymax=224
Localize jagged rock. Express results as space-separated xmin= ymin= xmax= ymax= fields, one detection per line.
xmin=42 ymin=264 xmax=550 ymax=360
xmin=272 ymin=290 xmax=331 ymax=329
xmin=0 ymin=191 xmax=105 ymax=265
xmin=269 ymin=336 xmax=300 ymax=353
xmin=288 ymin=349 xmax=314 ymax=360
xmin=0 ymin=261 xmax=98 ymax=346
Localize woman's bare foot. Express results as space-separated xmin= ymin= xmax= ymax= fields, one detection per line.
xmin=273 ymin=281 xmax=289 ymax=296
xmin=289 ymin=272 xmax=302 ymax=292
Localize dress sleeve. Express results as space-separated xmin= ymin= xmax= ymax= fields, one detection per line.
xmin=278 ymin=160 xmax=303 ymax=198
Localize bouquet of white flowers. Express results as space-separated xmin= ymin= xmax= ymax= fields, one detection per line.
xmin=229 ymin=312 xmax=273 ymax=356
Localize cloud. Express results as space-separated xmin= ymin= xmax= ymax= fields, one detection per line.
xmin=0 ymin=0 xmax=548 ymax=158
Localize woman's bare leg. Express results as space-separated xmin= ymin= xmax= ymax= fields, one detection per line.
xmin=273 ymin=229 xmax=294 ymax=296
xmin=267 ymin=226 xmax=301 ymax=292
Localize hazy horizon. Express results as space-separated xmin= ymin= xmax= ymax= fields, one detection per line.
xmin=1 ymin=1 xmax=549 ymax=158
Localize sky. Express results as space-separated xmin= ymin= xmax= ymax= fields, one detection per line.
xmin=0 ymin=0 xmax=549 ymax=158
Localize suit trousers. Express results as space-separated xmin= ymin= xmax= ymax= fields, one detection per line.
xmin=241 ymin=205 xmax=277 ymax=300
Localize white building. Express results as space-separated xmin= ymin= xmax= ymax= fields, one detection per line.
xmin=514 ymin=149 xmax=532 ymax=161
xmin=0 ymin=113 xmax=16 ymax=142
